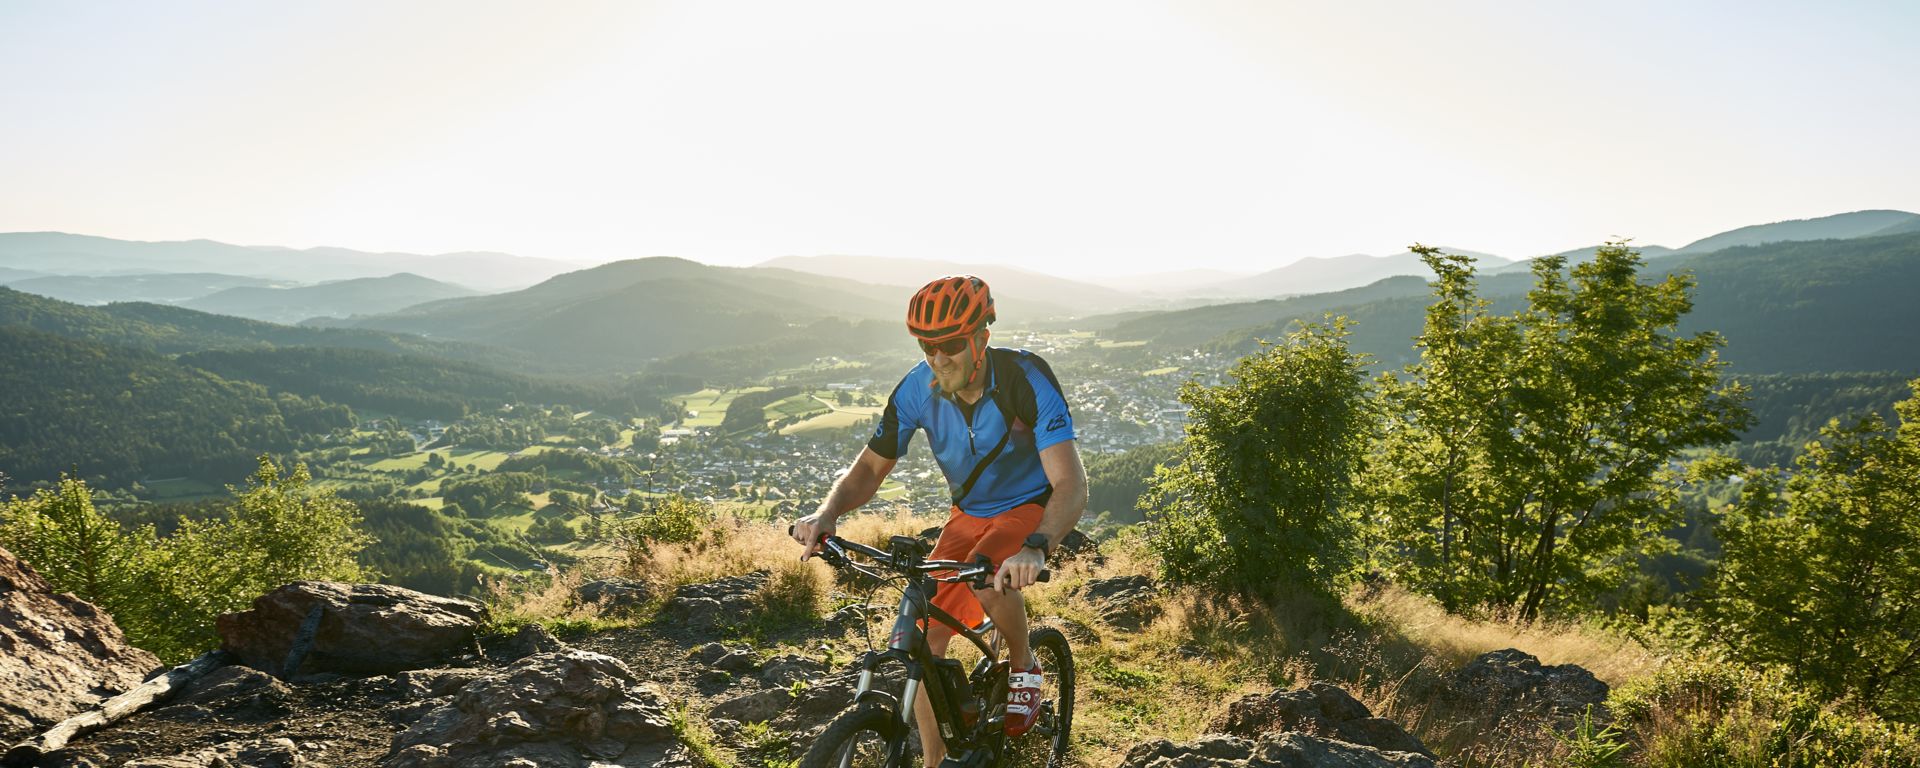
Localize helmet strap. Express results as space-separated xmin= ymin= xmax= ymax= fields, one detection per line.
xmin=964 ymin=330 xmax=989 ymax=387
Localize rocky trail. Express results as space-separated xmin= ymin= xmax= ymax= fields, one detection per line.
xmin=4 ymin=542 xmax=1611 ymax=768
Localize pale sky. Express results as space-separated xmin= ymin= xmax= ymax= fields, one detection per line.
xmin=3 ymin=1 xmax=1916 ymax=274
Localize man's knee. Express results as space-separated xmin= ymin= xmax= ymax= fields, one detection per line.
xmin=972 ymin=587 xmax=1024 ymax=613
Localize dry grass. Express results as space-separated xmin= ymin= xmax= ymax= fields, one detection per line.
xmin=1351 ymin=584 xmax=1660 ymax=687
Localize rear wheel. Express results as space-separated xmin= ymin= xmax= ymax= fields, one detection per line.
xmin=799 ymin=704 xmax=911 ymax=768
xmin=1004 ymin=626 xmax=1074 ymax=767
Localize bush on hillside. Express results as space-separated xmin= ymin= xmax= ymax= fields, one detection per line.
xmin=0 ymin=457 xmax=373 ymax=662
xmin=1144 ymin=319 xmax=1370 ymax=598
xmin=1611 ymin=657 xmax=1920 ymax=767
xmin=1709 ymin=379 xmax=1920 ymax=721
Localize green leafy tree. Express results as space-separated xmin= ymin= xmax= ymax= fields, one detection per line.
xmin=1368 ymin=243 xmax=1748 ymax=619
xmin=0 ymin=474 xmax=160 ymax=640
xmin=1710 ymin=381 xmax=1920 ymax=720
xmin=1145 ymin=319 xmax=1371 ymax=597
xmin=147 ymin=456 xmax=374 ymax=659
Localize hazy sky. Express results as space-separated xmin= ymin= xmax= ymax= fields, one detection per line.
xmin=3 ymin=1 xmax=1916 ymax=274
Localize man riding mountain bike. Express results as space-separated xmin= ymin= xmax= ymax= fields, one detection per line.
xmin=791 ymin=274 xmax=1088 ymax=768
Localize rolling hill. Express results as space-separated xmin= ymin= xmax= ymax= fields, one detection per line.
xmin=1121 ymin=231 xmax=1920 ymax=375
xmin=0 ymin=232 xmax=578 ymax=291
xmin=0 ymin=286 xmax=523 ymax=368
xmin=182 ymin=273 xmax=481 ymax=324
xmin=1674 ymin=209 xmax=1920 ymax=254
xmin=4 ymin=272 xmax=285 ymax=305
xmin=0 ymin=324 xmax=348 ymax=485
xmin=331 ymin=257 xmax=911 ymax=370
xmin=754 ymin=254 xmax=1145 ymax=316
xmin=1185 ymin=248 xmax=1513 ymax=298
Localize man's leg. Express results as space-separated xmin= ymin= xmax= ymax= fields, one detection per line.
xmin=914 ymin=627 xmax=953 ymax=767
xmin=973 ymin=587 xmax=1032 ymax=669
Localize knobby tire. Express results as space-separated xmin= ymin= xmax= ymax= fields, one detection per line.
xmin=799 ymin=704 xmax=911 ymax=768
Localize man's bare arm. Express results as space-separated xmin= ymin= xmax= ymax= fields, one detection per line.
xmin=792 ymin=447 xmax=896 ymax=558
xmin=993 ymin=440 xmax=1087 ymax=591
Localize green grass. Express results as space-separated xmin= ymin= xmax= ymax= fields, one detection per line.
xmin=672 ymin=387 xmax=772 ymax=428
xmin=1144 ymin=366 xmax=1181 ymax=376
xmin=414 ymin=496 xmax=446 ymax=511
xmin=1096 ymin=340 xmax=1147 ymax=349
xmin=780 ymin=408 xmax=880 ymax=436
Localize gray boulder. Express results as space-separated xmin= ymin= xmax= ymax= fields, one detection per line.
xmin=1122 ymin=732 xmax=1436 ymax=768
xmin=122 ymin=738 xmax=303 ymax=768
xmin=384 ymin=650 xmax=682 ymax=768
xmin=1442 ymin=648 xmax=1609 ymax=729
xmin=216 ymin=581 xmax=486 ymax=677
xmin=664 ymin=572 xmax=768 ymax=634
xmin=0 ymin=544 xmax=161 ymax=742
xmin=1071 ymin=575 xmax=1162 ymax=631
xmin=575 ymin=579 xmax=653 ymax=614
xmin=1212 ymin=682 xmax=1429 ymax=757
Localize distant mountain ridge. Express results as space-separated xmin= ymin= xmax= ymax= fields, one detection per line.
xmin=183 ymin=273 xmax=480 ymax=324
xmin=754 ymin=254 xmax=1145 ymax=316
xmin=1185 ymin=248 xmax=1512 ymax=298
xmin=3 ymin=272 xmax=288 ymax=305
xmin=330 ymin=257 xmax=906 ymax=370
xmin=1675 ymin=209 xmax=1920 ymax=253
xmin=0 ymin=232 xmax=578 ymax=292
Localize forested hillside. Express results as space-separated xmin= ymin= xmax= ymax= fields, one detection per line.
xmin=1118 ymin=232 xmax=1920 ymax=376
xmin=331 ymin=258 xmax=907 ymax=370
xmin=0 ymin=326 xmax=351 ymax=485
xmin=0 ymin=287 xmax=513 ymax=366
xmin=178 ymin=347 xmax=667 ymax=421
xmin=182 ymin=272 xmax=479 ymax=324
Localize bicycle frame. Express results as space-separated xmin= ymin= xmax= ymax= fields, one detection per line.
xmin=822 ymin=535 xmax=1015 ymax=758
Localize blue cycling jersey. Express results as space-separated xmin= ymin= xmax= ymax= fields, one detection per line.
xmin=867 ymin=347 xmax=1076 ymax=517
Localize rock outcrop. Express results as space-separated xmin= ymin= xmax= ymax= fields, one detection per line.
xmin=122 ymin=737 xmax=303 ymax=767
xmin=1122 ymin=732 xmax=1437 ymax=768
xmin=215 ymin=582 xmax=487 ymax=677
xmin=1072 ymin=575 xmax=1162 ymax=631
xmin=1211 ymin=682 xmax=1430 ymax=757
xmin=1440 ymin=648 xmax=1609 ymax=729
xmin=0 ymin=545 xmax=160 ymax=742
xmin=663 ymin=571 xmax=768 ymax=634
xmin=384 ymin=650 xmax=683 ymax=768
xmin=575 ymin=579 xmax=653 ymax=615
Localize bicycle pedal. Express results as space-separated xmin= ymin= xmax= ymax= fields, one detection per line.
xmin=937 ymin=750 xmax=991 ymax=768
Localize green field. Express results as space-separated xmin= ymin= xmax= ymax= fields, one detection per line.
xmin=1096 ymin=339 xmax=1147 ymax=349
xmin=365 ymin=447 xmax=527 ymax=472
xmin=1144 ymin=366 xmax=1181 ymax=376
xmin=415 ymin=496 xmax=446 ymax=511
xmin=765 ymin=392 xmax=832 ymax=422
xmin=780 ymin=407 xmax=881 ymax=436
xmin=672 ymin=387 xmax=771 ymax=428
xmin=144 ymin=477 xmax=222 ymax=500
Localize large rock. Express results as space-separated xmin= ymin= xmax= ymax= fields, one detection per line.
xmin=1071 ymin=575 xmax=1162 ymax=631
xmin=215 ymin=581 xmax=486 ymax=677
xmin=0 ymin=544 xmax=160 ymax=742
xmin=121 ymin=737 xmax=303 ymax=768
xmin=1441 ymin=648 xmax=1609 ymax=729
xmin=1211 ymin=682 xmax=1429 ymax=757
xmin=1122 ymin=732 xmax=1436 ymax=768
xmin=384 ymin=650 xmax=684 ymax=768
xmin=663 ymin=571 xmax=768 ymax=634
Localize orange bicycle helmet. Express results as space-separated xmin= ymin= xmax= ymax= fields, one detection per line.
xmin=907 ymin=275 xmax=995 ymax=387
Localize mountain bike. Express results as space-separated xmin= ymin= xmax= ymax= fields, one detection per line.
xmin=793 ymin=530 xmax=1074 ymax=768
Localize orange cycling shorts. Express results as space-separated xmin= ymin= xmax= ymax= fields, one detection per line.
xmin=927 ymin=501 xmax=1045 ymax=631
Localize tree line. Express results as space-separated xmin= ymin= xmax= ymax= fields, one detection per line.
xmin=1143 ymin=242 xmax=1920 ymax=720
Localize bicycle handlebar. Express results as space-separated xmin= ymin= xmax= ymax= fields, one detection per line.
xmin=790 ymin=525 xmax=1050 ymax=588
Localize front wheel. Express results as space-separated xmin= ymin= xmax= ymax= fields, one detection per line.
xmin=1005 ymin=626 xmax=1074 ymax=768
xmin=799 ymin=704 xmax=911 ymax=768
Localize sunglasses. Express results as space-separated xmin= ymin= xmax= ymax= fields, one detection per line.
xmin=917 ymin=336 xmax=972 ymax=357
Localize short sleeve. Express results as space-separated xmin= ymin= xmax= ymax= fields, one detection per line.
xmin=866 ymin=376 xmax=921 ymax=460
xmin=1023 ymin=357 xmax=1076 ymax=452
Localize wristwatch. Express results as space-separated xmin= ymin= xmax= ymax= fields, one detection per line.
xmin=1022 ymin=532 xmax=1053 ymax=558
